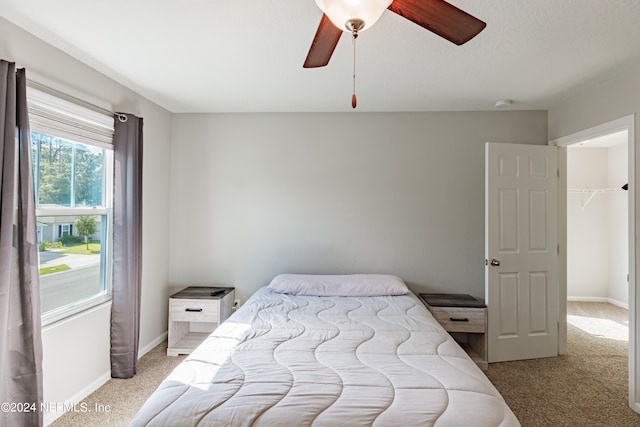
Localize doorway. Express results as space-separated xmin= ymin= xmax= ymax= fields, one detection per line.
xmin=566 ymin=130 xmax=628 ymax=308
xmin=552 ymin=114 xmax=638 ymax=413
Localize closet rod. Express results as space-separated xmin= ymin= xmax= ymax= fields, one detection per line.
xmin=26 ymin=79 xmax=128 ymax=122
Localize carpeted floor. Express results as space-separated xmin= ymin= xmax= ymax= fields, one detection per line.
xmin=51 ymin=302 xmax=640 ymax=426
xmin=50 ymin=342 xmax=185 ymax=427
xmin=487 ymin=301 xmax=640 ymax=427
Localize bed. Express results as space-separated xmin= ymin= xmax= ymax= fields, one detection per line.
xmin=131 ymin=274 xmax=519 ymax=426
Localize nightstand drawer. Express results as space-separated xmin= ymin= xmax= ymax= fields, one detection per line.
xmin=170 ymin=299 xmax=220 ymax=322
xmin=430 ymin=306 xmax=485 ymax=333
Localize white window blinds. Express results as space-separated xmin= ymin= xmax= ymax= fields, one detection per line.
xmin=27 ymin=87 xmax=114 ymax=149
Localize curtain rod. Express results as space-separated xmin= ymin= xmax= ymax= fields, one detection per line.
xmin=26 ymin=79 xmax=128 ymax=122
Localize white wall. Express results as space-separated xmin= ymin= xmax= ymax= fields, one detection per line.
xmin=0 ymin=18 xmax=173 ymax=424
xmin=169 ymin=111 xmax=548 ymax=304
xmin=567 ymin=145 xmax=628 ymax=305
xmin=567 ymin=148 xmax=610 ymax=298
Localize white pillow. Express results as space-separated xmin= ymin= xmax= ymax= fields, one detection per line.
xmin=267 ymin=274 xmax=408 ymax=297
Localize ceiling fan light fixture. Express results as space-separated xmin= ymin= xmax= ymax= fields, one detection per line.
xmin=314 ymin=0 xmax=393 ymax=32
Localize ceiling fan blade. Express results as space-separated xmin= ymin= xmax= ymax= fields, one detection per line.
xmin=388 ymin=0 xmax=486 ymax=45
xmin=303 ymin=14 xmax=343 ymax=68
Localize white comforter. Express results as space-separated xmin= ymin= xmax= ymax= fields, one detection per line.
xmin=131 ymin=287 xmax=520 ymax=426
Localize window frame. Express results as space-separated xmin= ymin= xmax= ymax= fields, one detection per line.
xmin=28 ymin=86 xmax=115 ymax=326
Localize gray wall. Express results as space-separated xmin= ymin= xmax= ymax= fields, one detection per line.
xmin=549 ymin=57 xmax=640 ymax=141
xmin=0 ymin=17 xmax=173 ymax=421
xmin=170 ymin=111 xmax=548 ymax=303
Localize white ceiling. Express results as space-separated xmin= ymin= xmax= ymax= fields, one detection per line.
xmin=2 ymin=0 xmax=640 ymax=113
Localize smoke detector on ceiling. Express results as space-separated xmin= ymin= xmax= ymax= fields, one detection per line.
xmin=495 ymin=99 xmax=513 ymax=109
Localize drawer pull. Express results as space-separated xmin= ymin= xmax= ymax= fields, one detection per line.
xmin=185 ymin=308 xmax=203 ymax=312
xmin=449 ymin=317 xmax=469 ymax=322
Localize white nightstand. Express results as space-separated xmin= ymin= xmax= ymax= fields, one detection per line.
xmin=167 ymin=286 xmax=235 ymax=356
xmin=419 ymin=293 xmax=488 ymax=370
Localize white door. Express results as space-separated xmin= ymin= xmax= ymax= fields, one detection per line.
xmin=485 ymin=143 xmax=559 ymax=362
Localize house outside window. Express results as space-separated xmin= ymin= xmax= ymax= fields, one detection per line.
xmin=59 ymin=224 xmax=72 ymax=238
xmin=28 ymin=87 xmax=115 ymax=325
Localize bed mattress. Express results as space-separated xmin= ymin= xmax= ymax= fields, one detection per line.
xmin=131 ymin=287 xmax=519 ymax=426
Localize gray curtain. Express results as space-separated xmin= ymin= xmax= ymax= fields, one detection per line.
xmin=110 ymin=113 xmax=143 ymax=379
xmin=0 ymin=60 xmax=44 ymax=426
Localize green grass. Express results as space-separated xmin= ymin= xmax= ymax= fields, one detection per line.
xmin=60 ymin=242 xmax=101 ymax=255
xmin=40 ymin=264 xmax=71 ymax=275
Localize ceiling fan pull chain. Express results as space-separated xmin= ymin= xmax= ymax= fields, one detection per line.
xmin=351 ymin=33 xmax=357 ymax=109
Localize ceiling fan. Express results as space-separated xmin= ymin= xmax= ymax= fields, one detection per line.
xmin=303 ymin=0 xmax=487 ymax=69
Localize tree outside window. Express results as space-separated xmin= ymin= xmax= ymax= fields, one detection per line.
xmin=75 ymin=215 xmax=98 ymax=250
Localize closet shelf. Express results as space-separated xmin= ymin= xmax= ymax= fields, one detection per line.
xmin=567 ymin=188 xmax=626 ymax=210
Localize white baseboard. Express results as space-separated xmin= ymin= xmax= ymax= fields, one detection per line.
xmin=43 ymin=371 xmax=111 ymax=426
xmin=608 ymin=299 xmax=629 ymax=310
xmin=567 ymin=296 xmax=629 ymax=310
xmin=138 ymin=331 xmax=168 ymax=358
xmin=43 ymin=331 xmax=168 ymax=426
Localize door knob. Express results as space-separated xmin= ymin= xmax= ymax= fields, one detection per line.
xmin=490 ymin=259 xmax=501 ymax=266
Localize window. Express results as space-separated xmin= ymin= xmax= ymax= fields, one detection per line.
xmin=28 ymin=87 xmax=115 ymax=325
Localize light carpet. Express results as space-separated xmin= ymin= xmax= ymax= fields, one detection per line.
xmin=487 ymin=301 xmax=640 ymax=427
